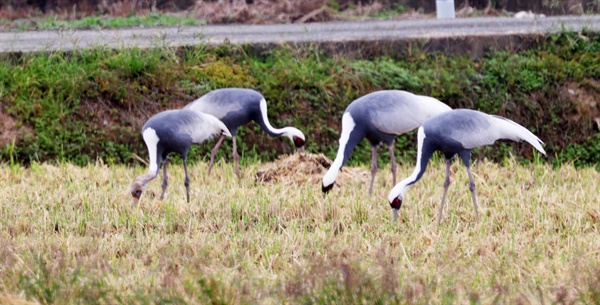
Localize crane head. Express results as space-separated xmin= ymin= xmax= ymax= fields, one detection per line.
xmin=220 ymin=127 xmax=232 ymax=138
xmin=321 ymin=181 xmax=334 ymax=194
xmin=282 ymin=127 xmax=305 ymax=149
xmin=390 ymin=196 xmax=403 ymax=223
xmin=388 ymin=183 xmax=408 ymax=222
xmin=293 ymin=136 xmax=305 ymax=148
xmin=130 ymin=179 xmax=146 ymax=206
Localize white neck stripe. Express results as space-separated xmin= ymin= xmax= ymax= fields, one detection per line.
xmin=323 ymin=112 xmax=356 ymax=186
xmin=388 ymin=126 xmax=426 ymax=202
xmin=142 ymin=127 xmax=160 ymax=175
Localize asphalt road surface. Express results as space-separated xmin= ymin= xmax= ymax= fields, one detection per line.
xmin=0 ymin=15 xmax=599 ymax=53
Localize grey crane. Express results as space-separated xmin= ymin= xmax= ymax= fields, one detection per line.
xmin=184 ymin=88 xmax=306 ymax=179
xmin=387 ymin=109 xmax=546 ymax=223
xmin=321 ymin=90 xmax=452 ymax=195
xmin=130 ymin=109 xmax=232 ymax=205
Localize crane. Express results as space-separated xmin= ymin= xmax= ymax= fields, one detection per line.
xmin=130 ymin=109 xmax=231 ymax=205
xmin=387 ymin=109 xmax=546 ymax=223
xmin=185 ymin=88 xmax=305 ymax=179
xmin=322 ymin=90 xmax=452 ymax=195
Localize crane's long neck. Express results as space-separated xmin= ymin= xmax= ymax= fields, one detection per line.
xmin=142 ymin=128 xmax=160 ymax=173
xmin=389 ymin=127 xmax=434 ymax=200
xmin=255 ymin=98 xmax=288 ymax=137
xmin=140 ymin=127 xmax=163 ymax=182
xmin=323 ymin=113 xmax=363 ymax=187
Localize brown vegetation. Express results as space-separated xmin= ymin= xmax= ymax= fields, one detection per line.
xmin=0 ymin=0 xmax=598 ymax=23
xmin=192 ymin=0 xmax=334 ymax=24
xmin=565 ymin=80 xmax=600 ymax=128
xmin=255 ymin=153 xmax=370 ymax=185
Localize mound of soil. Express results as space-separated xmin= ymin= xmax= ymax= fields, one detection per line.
xmin=255 ymin=152 xmax=369 ymax=185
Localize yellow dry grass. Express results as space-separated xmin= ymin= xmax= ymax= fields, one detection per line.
xmin=0 ymin=153 xmax=599 ymax=304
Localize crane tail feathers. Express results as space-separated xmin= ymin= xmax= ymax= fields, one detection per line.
xmin=492 ymin=116 xmax=546 ymax=155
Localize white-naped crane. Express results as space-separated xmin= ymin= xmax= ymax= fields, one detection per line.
xmin=387 ymin=108 xmax=546 ymax=223
xmin=184 ymin=88 xmax=306 ymax=179
xmin=321 ymin=90 xmax=452 ymax=195
xmin=130 ymin=109 xmax=232 ymax=205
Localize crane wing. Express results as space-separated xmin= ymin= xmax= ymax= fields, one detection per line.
xmin=436 ymin=110 xmax=545 ymax=155
xmin=179 ymin=111 xmax=230 ymax=144
xmin=369 ymin=91 xmax=452 ymax=135
xmin=184 ymin=91 xmax=244 ymax=119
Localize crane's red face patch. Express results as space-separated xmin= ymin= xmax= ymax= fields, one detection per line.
xmin=293 ymin=136 xmax=305 ymax=148
xmin=390 ymin=197 xmax=402 ymax=210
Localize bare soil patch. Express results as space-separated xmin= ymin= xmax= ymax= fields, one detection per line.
xmin=0 ymin=108 xmax=32 ymax=149
xmin=564 ymin=80 xmax=600 ymax=130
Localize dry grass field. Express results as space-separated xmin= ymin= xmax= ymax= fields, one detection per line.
xmin=1 ymin=153 xmax=599 ymax=304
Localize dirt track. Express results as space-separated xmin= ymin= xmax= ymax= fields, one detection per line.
xmin=0 ymin=15 xmax=599 ymax=54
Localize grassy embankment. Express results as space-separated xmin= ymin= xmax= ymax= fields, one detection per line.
xmin=1 ymin=31 xmax=599 ymax=168
xmin=0 ymin=157 xmax=599 ymax=304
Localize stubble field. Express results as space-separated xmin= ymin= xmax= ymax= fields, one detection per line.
xmin=0 ymin=153 xmax=599 ymax=304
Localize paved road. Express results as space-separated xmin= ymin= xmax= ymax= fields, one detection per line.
xmin=0 ymin=15 xmax=599 ymax=53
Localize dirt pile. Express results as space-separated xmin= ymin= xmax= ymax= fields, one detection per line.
xmin=255 ymin=153 xmax=369 ymax=186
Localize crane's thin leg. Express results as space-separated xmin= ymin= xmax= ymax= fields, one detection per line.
xmin=232 ymin=136 xmax=241 ymax=180
xmin=368 ymin=146 xmax=378 ymax=196
xmin=388 ymin=140 xmax=397 ymax=185
xmin=160 ymin=156 xmax=169 ymax=200
xmin=438 ymin=159 xmax=452 ymax=224
xmin=208 ymin=135 xmax=226 ymax=175
xmin=466 ymin=166 xmax=479 ymax=221
xmin=183 ymin=156 xmax=191 ymax=203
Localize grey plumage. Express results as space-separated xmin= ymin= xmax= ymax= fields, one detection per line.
xmin=185 ymin=88 xmax=306 ymax=179
xmin=387 ymin=109 xmax=546 ymax=223
xmin=322 ymin=90 xmax=452 ymax=195
xmin=130 ymin=109 xmax=231 ymax=205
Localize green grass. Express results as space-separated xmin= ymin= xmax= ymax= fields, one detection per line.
xmin=0 ymin=32 xmax=599 ymax=168
xmin=0 ymin=157 xmax=599 ymax=304
xmin=0 ymin=13 xmax=203 ymax=32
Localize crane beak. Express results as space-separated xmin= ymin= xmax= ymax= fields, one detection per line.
xmin=390 ymin=197 xmax=402 ymax=222
xmin=392 ymin=208 xmax=399 ymax=223
xmin=132 ymin=197 xmax=139 ymax=207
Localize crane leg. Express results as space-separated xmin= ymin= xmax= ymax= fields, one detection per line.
xmin=368 ymin=146 xmax=378 ymax=196
xmin=233 ymin=136 xmax=241 ymax=180
xmin=438 ymin=159 xmax=452 ymax=224
xmin=208 ymin=135 xmax=226 ymax=175
xmin=160 ymin=156 xmax=169 ymax=200
xmin=388 ymin=140 xmax=397 ymax=185
xmin=466 ymin=166 xmax=479 ymax=221
xmin=183 ymin=157 xmax=191 ymax=203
